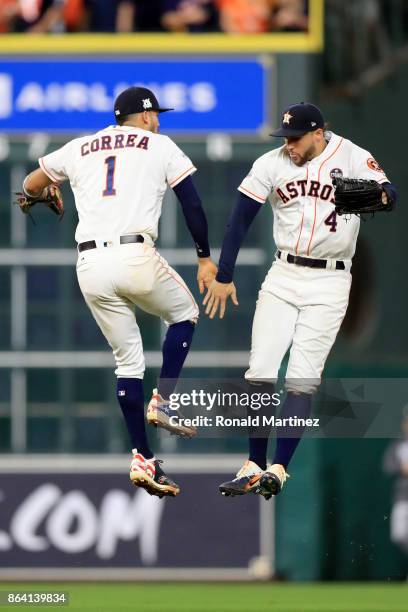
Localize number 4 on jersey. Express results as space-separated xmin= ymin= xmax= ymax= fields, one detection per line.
xmin=324 ymin=210 xmax=337 ymax=232
xmin=103 ymin=156 xmax=117 ymax=196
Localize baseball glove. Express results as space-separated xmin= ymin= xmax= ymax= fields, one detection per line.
xmin=332 ymin=178 xmax=392 ymax=216
xmin=14 ymin=184 xmax=64 ymax=218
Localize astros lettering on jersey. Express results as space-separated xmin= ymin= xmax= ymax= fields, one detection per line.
xmin=239 ymin=132 xmax=389 ymax=262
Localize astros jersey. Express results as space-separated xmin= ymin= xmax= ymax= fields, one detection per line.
xmin=238 ymin=132 xmax=389 ymax=260
xmin=39 ymin=125 xmax=196 ymax=243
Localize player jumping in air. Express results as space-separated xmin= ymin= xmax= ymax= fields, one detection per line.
xmin=19 ymin=87 xmax=217 ymax=498
xmin=204 ymin=103 xmax=396 ymax=500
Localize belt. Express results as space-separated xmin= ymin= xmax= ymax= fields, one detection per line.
xmin=277 ymin=250 xmax=345 ymax=270
xmin=78 ymin=234 xmax=145 ymax=253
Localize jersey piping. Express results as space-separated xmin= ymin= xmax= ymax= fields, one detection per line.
xmin=295 ymin=166 xmax=308 ymax=254
xmin=39 ymin=157 xmax=61 ymax=184
xmin=306 ymin=137 xmax=344 ymax=256
xmin=169 ymin=166 xmax=196 ymax=188
xmin=238 ymin=185 xmax=266 ymax=204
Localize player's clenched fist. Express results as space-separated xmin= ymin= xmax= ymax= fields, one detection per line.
xmin=197 ymin=257 xmax=218 ymax=294
xmin=203 ymin=279 xmax=238 ymax=319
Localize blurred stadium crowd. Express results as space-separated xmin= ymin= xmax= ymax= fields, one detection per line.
xmin=0 ymin=0 xmax=309 ymax=34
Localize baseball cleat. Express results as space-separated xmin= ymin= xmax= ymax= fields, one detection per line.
xmin=146 ymin=388 xmax=197 ymax=438
xmin=258 ymin=464 xmax=289 ymax=500
xmin=219 ymin=460 xmax=263 ymax=497
xmin=129 ymin=450 xmax=180 ymax=497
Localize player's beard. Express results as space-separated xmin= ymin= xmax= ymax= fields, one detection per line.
xmin=286 ymin=142 xmax=317 ymax=166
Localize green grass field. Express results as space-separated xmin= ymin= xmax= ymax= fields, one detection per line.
xmin=0 ymin=583 xmax=407 ymax=612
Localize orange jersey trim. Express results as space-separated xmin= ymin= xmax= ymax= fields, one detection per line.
xmin=169 ymin=166 xmax=196 ymax=188
xmin=295 ymin=166 xmax=308 ymax=254
xmin=306 ymin=138 xmax=344 ymax=256
xmin=238 ymin=185 xmax=266 ymax=203
xmin=39 ymin=157 xmax=61 ymax=184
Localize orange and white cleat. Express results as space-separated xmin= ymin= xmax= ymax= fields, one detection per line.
xmin=129 ymin=449 xmax=180 ymax=498
xmin=146 ymin=388 xmax=197 ymax=438
xmin=219 ymin=460 xmax=264 ymax=497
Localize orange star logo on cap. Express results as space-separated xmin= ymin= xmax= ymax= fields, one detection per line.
xmin=283 ymin=112 xmax=293 ymax=124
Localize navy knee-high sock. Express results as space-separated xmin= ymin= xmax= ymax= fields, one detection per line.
xmin=117 ymin=377 xmax=153 ymax=458
xmin=247 ymin=382 xmax=275 ymax=471
xmin=158 ymin=320 xmax=195 ymax=399
xmin=272 ymin=392 xmax=312 ymax=469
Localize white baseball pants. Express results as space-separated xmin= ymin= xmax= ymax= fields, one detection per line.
xmin=76 ymin=241 xmax=199 ymax=378
xmin=245 ymin=259 xmax=352 ymax=393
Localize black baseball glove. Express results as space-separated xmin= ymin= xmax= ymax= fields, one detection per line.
xmin=14 ymin=184 xmax=64 ymax=218
xmin=332 ymin=178 xmax=392 ymax=216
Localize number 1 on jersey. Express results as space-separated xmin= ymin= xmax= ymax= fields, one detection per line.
xmin=103 ymin=156 xmax=117 ymax=196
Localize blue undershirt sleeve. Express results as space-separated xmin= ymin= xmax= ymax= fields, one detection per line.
xmin=216 ymin=192 xmax=263 ymax=284
xmin=382 ymin=182 xmax=397 ymax=209
xmin=173 ymin=175 xmax=210 ymax=258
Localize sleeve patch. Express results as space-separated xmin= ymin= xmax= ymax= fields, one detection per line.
xmin=367 ymin=158 xmax=385 ymax=173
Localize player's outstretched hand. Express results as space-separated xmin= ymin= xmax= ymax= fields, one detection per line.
xmin=203 ymin=280 xmax=238 ymax=319
xmin=197 ymin=257 xmax=218 ymax=294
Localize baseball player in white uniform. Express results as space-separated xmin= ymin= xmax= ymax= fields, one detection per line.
xmin=204 ymin=102 xmax=396 ymax=499
xmin=21 ymin=86 xmax=217 ymax=498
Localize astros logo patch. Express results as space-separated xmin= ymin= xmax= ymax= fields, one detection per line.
xmin=367 ymin=158 xmax=384 ymax=173
xmin=330 ymin=168 xmax=343 ymax=179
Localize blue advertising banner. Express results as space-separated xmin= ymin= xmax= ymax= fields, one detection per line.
xmin=0 ymin=59 xmax=270 ymax=134
xmin=0 ymin=468 xmax=262 ymax=573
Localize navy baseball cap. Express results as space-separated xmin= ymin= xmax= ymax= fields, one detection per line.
xmin=114 ymin=87 xmax=173 ymax=120
xmin=270 ymin=102 xmax=324 ymax=137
